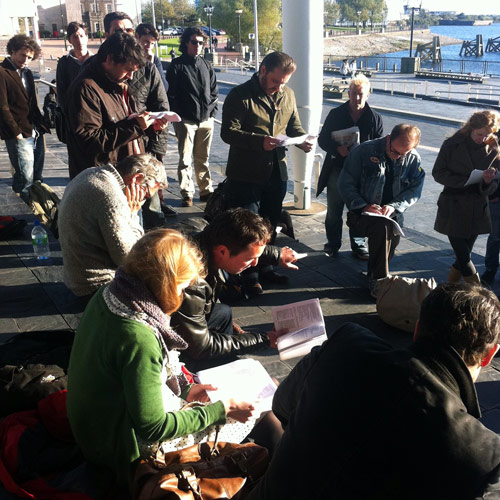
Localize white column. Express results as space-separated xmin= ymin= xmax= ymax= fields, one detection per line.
xmin=282 ymin=0 xmax=323 ymax=209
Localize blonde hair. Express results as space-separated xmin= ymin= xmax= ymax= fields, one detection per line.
xmin=349 ymin=74 xmax=371 ymax=94
xmin=123 ymin=229 xmax=204 ymax=314
xmin=458 ymin=110 xmax=500 ymax=137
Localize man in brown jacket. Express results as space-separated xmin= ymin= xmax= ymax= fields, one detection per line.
xmin=0 ymin=35 xmax=49 ymax=203
xmin=65 ymin=32 xmax=162 ymax=179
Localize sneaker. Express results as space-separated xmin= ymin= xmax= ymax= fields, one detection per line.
xmin=161 ymin=204 xmax=177 ymax=217
xmin=182 ymin=197 xmax=193 ymax=207
xmin=352 ymin=247 xmax=369 ymax=260
xmin=481 ymin=269 xmax=496 ymax=286
xmin=199 ymin=193 xmax=213 ymax=202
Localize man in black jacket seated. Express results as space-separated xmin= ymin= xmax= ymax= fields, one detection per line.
xmin=249 ymin=283 xmax=500 ymax=500
xmin=171 ymin=208 xmax=302 ymax=370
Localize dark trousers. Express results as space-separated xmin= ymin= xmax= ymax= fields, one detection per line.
xmin=346 ymin=212 xmax=400 ymax=279
xmin=206 ymin=303 xmax=233 ymax=336
xmin=141 ymin=192 xmax=165 ymax=230
xmin=449 ymin=235 xmax=478 ymax=277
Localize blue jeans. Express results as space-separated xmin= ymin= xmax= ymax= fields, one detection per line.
xmin=5 ymin=134 xmax=45 ymax=203
xmin=485 ymin=200 xmax=500 ymax=274
xmin=325 ymin=166 xmax=366 ymax=252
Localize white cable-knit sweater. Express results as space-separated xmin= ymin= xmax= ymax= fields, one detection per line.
xmin=58 ymin=164 xmax=143 ymax=296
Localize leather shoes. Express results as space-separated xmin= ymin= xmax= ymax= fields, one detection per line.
xmin=182 ymin=197 xmax=193 ymax=207
xmin=161 ymin=205 xmax=177 ymax=217
xmin=242 ymin=281 xmax=264 ymax=298
xmin=352 ymin=247 xmax=369 ymax=260
xmin=260 ymin=270 xmax=289 ymax=285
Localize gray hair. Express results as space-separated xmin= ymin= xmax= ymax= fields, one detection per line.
xmin=116 ymin=154 xmax=167 ymax=188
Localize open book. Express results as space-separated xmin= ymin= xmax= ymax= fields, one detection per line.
xmin=195 ymin=358 xmax=277 ymax=416
xmin=272 ymin=298 xmax=328 ymax=361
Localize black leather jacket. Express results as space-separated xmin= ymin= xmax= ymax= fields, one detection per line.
xmin=171 ymin=231 xmax=281 ymax=361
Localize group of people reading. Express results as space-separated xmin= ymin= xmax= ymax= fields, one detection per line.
xmin=2 ymin=12 xmax=500 ymax=498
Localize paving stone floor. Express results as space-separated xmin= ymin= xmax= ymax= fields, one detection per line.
xmin=2 ymin=85 xmax=500 ymax=434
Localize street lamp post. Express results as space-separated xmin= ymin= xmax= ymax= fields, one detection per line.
xmin=235 ymin=9 xmax=243 ymax=45
xmin=204 ymin=4 xmax=214 ymax=53
xmin=58 ymin=0 xmax=67 ymax=50
xmin=356 ymin=10 xmax=361 ymax=33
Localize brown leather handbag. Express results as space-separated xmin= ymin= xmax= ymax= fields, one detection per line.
xmin=133 ymin=435 xmax=269 ymax=500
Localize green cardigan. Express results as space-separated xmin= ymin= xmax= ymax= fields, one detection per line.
xmin=67 ymin=288 xmax=226 ymax=486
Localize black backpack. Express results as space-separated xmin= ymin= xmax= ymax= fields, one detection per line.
xmin=204 ymin=179 xmax=231 ymax=222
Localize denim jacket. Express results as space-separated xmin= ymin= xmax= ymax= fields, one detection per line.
xmin=337 ymin=136 xmax=425 ymax=224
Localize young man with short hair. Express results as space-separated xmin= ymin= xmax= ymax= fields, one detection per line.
xmin=0 ymin=34 xmax=49 ymax=203
xmin=170 ymin=208 xmax=302 ymax=370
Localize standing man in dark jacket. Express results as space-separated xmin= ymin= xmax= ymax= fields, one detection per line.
xmin=250 ymin=283 xmax=500 ymax=500
xmin=221 ymin=51 xmax=313 ymax=295
xmin=170 ymin=208 xmax=304 ymax=371
xmin=0 ymin=35 xmax=49 ymax=204
xmin=166 ymin=27 xmax=218 ymax=207
xmin=317 ymin=75 xmax=383 ymax=259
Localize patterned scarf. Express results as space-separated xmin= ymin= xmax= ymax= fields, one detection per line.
xmin=108 ymin=267 xmax=188 ymax=395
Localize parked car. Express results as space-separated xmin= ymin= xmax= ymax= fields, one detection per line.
xmin=162 ymin=28 xmax=176 ymax=36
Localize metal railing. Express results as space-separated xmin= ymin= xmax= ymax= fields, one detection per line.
xmin=324 ymin=24 xmax=428 ymax=37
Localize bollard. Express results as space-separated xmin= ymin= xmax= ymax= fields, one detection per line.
xmin=467 ymin=84 xmax=471 ymax=101
xmin=413 ymin=84 xmax=416 ymax=99
xmin=384 ymin=79 xmax=387 ymax=91
xmin=391 ymin=83 xmax=394 ymax=95
xmin=376 ymin=62 xmax=380 ymax=71
xmin=425 ymin=80 xmax=428 ymax=96
xmin=403 ymin=82 xmax=407 ymax=94
xmin=393 ymin=63 xmax=397 ymax=73
xmin=448 ymin=81 xmax=451 ymax=100
xmin=436 ymin=92 xmax=440 ymax=100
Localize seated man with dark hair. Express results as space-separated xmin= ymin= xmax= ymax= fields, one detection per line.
xmin=170 ymin=208 xmax=303 ymax=370
xmin=249 ymin=282 xmax=500 ymax=500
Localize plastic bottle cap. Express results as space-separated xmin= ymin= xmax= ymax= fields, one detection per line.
xmin=34 ymin=220 xmax=40 ymax=227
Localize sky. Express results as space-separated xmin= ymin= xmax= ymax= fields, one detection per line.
xmin=35 ymin=0 xmax=500 ymax=22
xmin=386 ymin=0 xmax=500 ymax=20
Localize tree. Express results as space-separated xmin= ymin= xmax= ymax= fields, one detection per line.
xmin=337 ymin=0 xmax=386 ymax=27
xmin=197 ymin=0 xmax=282 ymax=52
xmin=142 ymin=0 xmax=195 ymax=28
xmin=324 ymin=0 xmax=340 ymax=26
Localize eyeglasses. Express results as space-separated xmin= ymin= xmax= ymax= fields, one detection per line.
xmin=389 ymin=139 xmax=408 ymax=159
xmin=190 ymin=40 xmax=204 ymax=46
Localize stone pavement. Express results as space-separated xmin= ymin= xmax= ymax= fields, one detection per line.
xmin=1 ymin=67 xmax=500 ymax=435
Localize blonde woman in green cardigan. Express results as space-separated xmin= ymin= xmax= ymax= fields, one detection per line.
xmin=67 ymin=229 xmax=280 ymax=488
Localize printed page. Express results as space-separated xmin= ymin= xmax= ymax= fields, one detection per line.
xmin=464 ymin=169 xmax=500 ymax=186
xmin=272 ymin=298 xmax=324 ymax=333
xmin=148 ymin=111 xmax=182 ymax=122
xmin=361 ymin=211 xmax=405 ymax=237
xmin=276 ymin=133 xmax=317 ymax=147
xmin=331 ymin=126 xmax=360 ymax=148
xmin=196 ymin=358 xmax=276 ymax=414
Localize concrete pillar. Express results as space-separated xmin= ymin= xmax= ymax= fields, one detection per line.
xmin=282 ymin=0 xmax=323 ymax=209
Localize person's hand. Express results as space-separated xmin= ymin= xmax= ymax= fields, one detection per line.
xmin=483 ymin=167 xmax=497 ymax=185
xmin=380 ymin=205 xmax=395 ymax=217
xmin=337 ymin=145 xmax=350 ymax=157
xmin=267 ymin=328 xmax=288 ymax=349
xmin=296 ymin=140 xmax=314 ymax=153
xmin=16 ymin=133 xmax=23 ymax=140
xmin=125 ymin=183 xmax=146 ymax=213
xmin=186 ymin=384 xmax=217 ymax=403
xmin=223 ymin=399 xmax=255 ymax=423
xmin=152 ymin=116 xmax=168 ymax=132
xmin=279 ymin=246 xmax=306 ymax=270
xmin=263 ymin=136 xmax=279 ymax=151
xmin=363 ymin=204 xmax=383 ymax=215
xmin=135 ymin=112 xmax=155 ymax=131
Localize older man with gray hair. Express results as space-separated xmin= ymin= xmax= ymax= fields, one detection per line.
xmin=58 ymin=154 xmax=167 ymax=301
xmin=317 ymin=74 xmax=383 ymax=260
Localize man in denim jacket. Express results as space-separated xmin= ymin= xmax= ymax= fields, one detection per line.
xmin=338 ymin=124 xmax=424 ymax=296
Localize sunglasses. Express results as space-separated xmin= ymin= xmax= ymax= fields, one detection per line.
xmin=190 ymin=40 xmax=204 ymax=46
xmin=389 ymin=138 xmax=408 ymax=159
